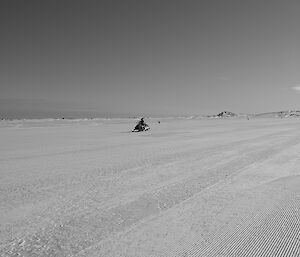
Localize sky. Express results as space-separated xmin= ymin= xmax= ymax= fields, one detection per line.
xmin=1 ymin=0 xmax=300 ymax=118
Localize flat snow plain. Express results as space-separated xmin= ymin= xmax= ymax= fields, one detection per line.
xmin=1 ymin=118 xmax=300 ymax=257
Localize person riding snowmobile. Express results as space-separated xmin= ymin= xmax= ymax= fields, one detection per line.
xmin=132 ymin=117 xmax=149 ymax=132
xmin=136 ymin=118 xmax=145 ymax=131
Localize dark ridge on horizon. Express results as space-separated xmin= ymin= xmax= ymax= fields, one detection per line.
xmin=2 ymin=110 xmax=300 ymax=121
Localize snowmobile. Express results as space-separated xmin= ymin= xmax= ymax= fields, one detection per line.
xmin=132 ymin=122 xmax=150 ymax=132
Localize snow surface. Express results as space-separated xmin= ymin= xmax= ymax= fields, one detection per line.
xmin=1 ymin=118 xmax=300 ymax=256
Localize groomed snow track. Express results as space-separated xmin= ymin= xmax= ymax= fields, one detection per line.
xmin=1 ymin=118 xmax=300 ymax=256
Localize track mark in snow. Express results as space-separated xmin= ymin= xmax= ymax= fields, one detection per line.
xmin=74 ymin=139 xmax=300 ymax=257
xmin=177 ymin=177 xmax=300 ymax=257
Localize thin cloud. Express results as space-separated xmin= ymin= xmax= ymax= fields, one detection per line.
xmin=292 ymin=85 xmax=300 ymax=92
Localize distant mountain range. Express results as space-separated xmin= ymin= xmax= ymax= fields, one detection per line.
xmin=251 ymin=110 xmax=300 ymax=118
xmin=216 ymin=111 xmax=238 ymax=118
xmin=184 ymin=110 xmax=300 ymax=119
xmin=2 ymin=110 xmax=300 ymax=121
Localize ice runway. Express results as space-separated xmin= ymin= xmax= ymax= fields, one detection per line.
xmin=1 ymin=118 xmax=300 ymax=256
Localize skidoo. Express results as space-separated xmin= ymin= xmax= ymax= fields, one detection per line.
xmin=132 ymin=122 xmax=150 ymax=132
